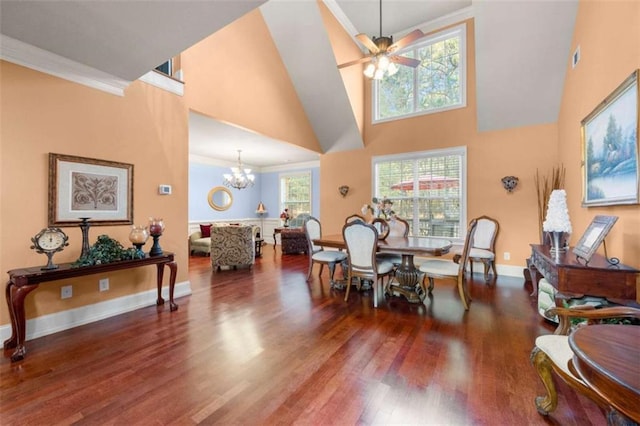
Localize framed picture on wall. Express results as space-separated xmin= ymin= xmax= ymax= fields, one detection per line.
xmin=48 ymin=153 xmax=133 ymax=226
xmin=581 ymin=69 xmax=639 ymax=207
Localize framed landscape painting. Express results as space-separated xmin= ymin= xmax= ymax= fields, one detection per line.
xmin=581 ymin=69 xmax=639 ymax=207
xmin=48 ymin=153 xmax=134 ymax=226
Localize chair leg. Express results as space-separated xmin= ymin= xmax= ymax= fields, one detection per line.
xmin=328 ymin=262 xmax=336 ymax=282
xmin=457 ymin=276 xmax=470 ymax=310
xmin=344 ymin=271 xmax=353 ymax=302
xmin=530 ymin=347 xmax=558 ymax=415
xmin=319 ymin=264 xmax=325 ymax=276
xmin=306 ymin=259 xmax=314 ymax=281
xmin=427 ymin=276 xmax=435 ymax=293
xmin=482 ymin=260 xmax=490 ymax=283
xmin=491 ymin=260 xmax=497 ymax=278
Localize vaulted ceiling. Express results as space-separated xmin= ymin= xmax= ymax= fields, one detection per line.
xmin=0 ymin=0 xmax=578 ymax=167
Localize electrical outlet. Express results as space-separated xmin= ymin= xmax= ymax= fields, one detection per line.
xmin=503 ymin=252 xmax=511 ymax=261
xmin=99 ymin=278 xmax=109 ymax=292
xmin=61 ymin=285 xmax=73 ymax=299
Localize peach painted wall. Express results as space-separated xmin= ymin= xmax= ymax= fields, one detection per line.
xmin=320 ymin=18 xmax=560 ymax=268
xmin=181 ymin=9 xmax=322 ymax=154
xmin=0 ymin=62 xmax=189 ymax=326
xmin=557 ymin=0 xmax=640 ymax=269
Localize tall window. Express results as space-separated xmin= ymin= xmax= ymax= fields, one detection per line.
xmin=280 ymin=172 xmax=311 ymax=218
xmin=374 ymin=23 xmax=466 ymax=122
xmin=373 ymin=147 xmax=466 ymax=240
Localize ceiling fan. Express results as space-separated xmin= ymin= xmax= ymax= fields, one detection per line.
xmin=337 ymin=0 xmax=424 ymax=79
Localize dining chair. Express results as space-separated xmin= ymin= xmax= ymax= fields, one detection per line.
xmin=452 ymin=215 xmax=499 ymax=282
xmin=304 ymin=216 xmax=347 ymax=283
xmin=342 ymin=221 xmax=394 ymax=308
xmin=376 ymin=216 xmax=410 ymax=266
xmin=418 ymin=219 xmax=478 ymax=310
xmin=345 ymin=214 xmax=365 ymax=223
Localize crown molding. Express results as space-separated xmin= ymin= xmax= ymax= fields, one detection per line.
xmin=0 ymin=34 xmax=131 ymax=96
xmin=138 ymin=70 xmax=184 ymax=96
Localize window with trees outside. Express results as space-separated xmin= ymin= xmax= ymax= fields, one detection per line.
xmin=373 ymin=147 xmax=466 ymax=240
xmin=280 ymin=172 xmax=311 ymax=219
xmin=374 ymin=23 xmax=466 ymax=122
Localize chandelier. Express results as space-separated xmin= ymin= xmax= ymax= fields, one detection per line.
xmin=223 ymin=150 xmax=255 ymax=190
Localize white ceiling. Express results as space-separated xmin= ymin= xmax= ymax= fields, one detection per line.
xmin=0 ymin=0 xmax=578 ymax=168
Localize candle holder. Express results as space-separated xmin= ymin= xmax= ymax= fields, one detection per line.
xmin=129 ymin=225 xmax=149 ymax=258
xmin=78 ymin=217 xmax=92 ymax=260
xmin=148 ymin=218 xmax=164 ymax=256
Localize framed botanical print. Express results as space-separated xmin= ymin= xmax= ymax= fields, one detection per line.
xmin=48 ymin=153 xmax=133 ymax=226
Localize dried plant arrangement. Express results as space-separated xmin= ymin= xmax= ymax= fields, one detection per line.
xmin=535 ymin=165 xmax=566 ymax=243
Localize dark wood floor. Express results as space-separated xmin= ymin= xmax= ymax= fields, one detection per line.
xmin=1 ymin=245 xmax=606 ymax=425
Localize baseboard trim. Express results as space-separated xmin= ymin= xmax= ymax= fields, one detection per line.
xmin=0 ymin=281 xmax=192 ymax=343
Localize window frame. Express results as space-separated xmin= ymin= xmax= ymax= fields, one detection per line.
xmin=279 ymin=171 xmax=312 ymax=218
xmin=372 ymin=22 xmax=467 ymax=124
xmin=371 ymin=146 xmax=467 ymax=242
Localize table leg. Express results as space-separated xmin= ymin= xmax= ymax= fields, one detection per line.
xmin=386 ymin=254 xmax=423 ymax=303
xmin=3 ymin=281 xmax=39 ymax=362
xmin=156 ymin=261 xmax=179 ymax=312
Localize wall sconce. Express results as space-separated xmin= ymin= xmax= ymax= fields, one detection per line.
xmin=338 ymin=185 xmax=349 ymax=197
xmin=501 ymin=176 xmax=519 ymax=193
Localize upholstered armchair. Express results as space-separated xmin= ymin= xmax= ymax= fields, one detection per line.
xmin=281 ymin=228 xmax=308 ymax=254
xmin=210 ymin=225 xmax=255 ymax=271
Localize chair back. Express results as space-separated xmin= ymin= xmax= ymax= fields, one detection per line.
xmin=343 ymin=221 xmax=378 ymax=273
xmin=458 ymin=219 xmax=479 ymax=275
xmin=304 ymin=216 xmax=322 ymax=253
xmin=473 ymin=215 xmax=498 ymax=250
xmin=345 ymin=214 xmax=365 ymax=224
xmin=370 ymin=218 xmax=390 ymax=239
xmin=388 ymin=216 xmax=410 ymax=237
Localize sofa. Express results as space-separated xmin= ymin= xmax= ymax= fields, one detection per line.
xmin=211 ymin=225 xmax=255 ymax=270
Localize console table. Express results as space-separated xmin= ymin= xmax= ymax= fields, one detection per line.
xmin=528 ymin=244 xmax=639 ymax=305
xmin=4 ymin=253 xmax=177 ymax=362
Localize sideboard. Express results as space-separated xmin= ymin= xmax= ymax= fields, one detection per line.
xmin=528 ymin=244 xmax=639 ymax=306
xmin=4 ymin=253 xmax=177 ymax=362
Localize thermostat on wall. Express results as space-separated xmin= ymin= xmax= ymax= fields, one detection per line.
xmin=158 ymin=184 xmax=172 ymax=195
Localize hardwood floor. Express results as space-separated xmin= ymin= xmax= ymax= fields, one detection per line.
xmin=1 ymin=245 xmax=606 ymax=425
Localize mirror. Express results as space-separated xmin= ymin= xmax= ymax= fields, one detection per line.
xmin=208 ymin=186 xmax=233 ymax=211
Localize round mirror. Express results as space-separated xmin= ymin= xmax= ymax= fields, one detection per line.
xmin=208 ymin=186 xmax=233 ymax=211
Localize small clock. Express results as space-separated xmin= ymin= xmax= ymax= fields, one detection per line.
xmin=31 ymin=227 xmax=69 ymax=270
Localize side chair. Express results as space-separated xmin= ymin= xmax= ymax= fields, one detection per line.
xmin=304 ymin=216 xmax=347 ymax=284
xmin=345 ymin=214 xmax=365 ymax=223
xmin=376 ymin=216 xmax=410 ymax=267
xmin=419 ymin=219 xmax=478 ymax=310
xmin=342 ymin=221 xmax=394 ymax=308
xmin=452 ymin=215 xmax=499 ymax=282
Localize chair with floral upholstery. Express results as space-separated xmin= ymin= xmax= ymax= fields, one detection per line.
xmin=210 ymin=225 xmax=255 ymax=271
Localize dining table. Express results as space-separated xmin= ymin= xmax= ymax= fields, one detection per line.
xmin=569 ymin=324 xmax=640 ymax=424
xmin=313 ymin=234 xmax=452 ymax=303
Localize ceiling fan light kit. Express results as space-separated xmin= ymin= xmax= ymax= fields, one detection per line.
xmin=338 ymin=0 xmax=424 ymax=80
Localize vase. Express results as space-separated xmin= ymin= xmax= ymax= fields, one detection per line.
xmin=549 ymin=231 xmax=569 ymax=254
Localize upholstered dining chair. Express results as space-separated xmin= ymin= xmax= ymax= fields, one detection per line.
xmin=452 ymin=215 xmax=499 ymax=282
xmin=304 ymin=216 xmax=347 ymax=284
xmin=376 ymin=216 xmax=410 ymax=266
xmin=530 ymin=306 xmax=640 ymax=419
xmin=342 ymin=221 xmax=394 ymax=308
xmin=344 ymin=214 xmax=365 ymax=223
xmin=418 ymin=219 xmax=478 ymax=310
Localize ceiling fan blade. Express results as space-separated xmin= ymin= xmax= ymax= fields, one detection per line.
xmin=356 ymin=33 xmax=380 ymax=54
xmin=387 ymin=29 xmax=425 ymax=53
xmin=338 ymin=56 xmax=372 ymax=69
xmin=391 ymin=55 xmax=421 ymax=68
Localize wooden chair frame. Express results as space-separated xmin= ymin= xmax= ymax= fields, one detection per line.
xmin=530 ymin=306 xmax=640 ymax=417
